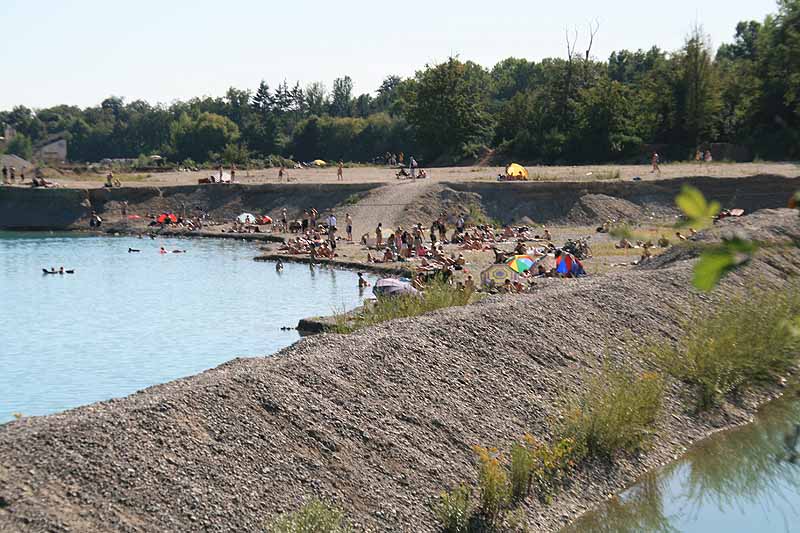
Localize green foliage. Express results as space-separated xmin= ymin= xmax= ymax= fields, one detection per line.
xmin=171 ymin=112 xmax=240 ymax=163
xmin=523 ymin=435 xmax=577 ymax=500
xmin=560 ymin=368 xmax=664 ymax=458
xmin=435 ymin=484 xmax=473 ymax=533
xmin=6 ymin=133 xmax=33 ymax=160
xmin=654 ymin=289 xmax=800 ymax=409
xmin=472 ymin=445 xmax=511 ymax=524
xmin=675 ymin=185 xmax=720 ymax=228
xmin=404 ymin=57 xmax=493 ymax=161
xmin=692 ymin=237 xmax=758 ymax=291
xmin=674 ymin=185 xmax=760 ymax=291
xmin=509 ymin=442 xmax=535 ymax=502
xmin=333 ymin=278 xmax=473 ymax=333
xmin=268 ymin=499 xmax=352 ymax=533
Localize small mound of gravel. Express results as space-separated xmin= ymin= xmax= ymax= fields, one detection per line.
xmin=566 ymin=194 xmax=643 ymax=225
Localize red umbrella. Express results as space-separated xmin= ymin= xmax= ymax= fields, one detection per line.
xmin=261 ymin=215 xmax=273 ymax=224
xmin=157 ymin=213 xmax=177 ymax=224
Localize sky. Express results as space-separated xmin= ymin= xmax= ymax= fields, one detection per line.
xmin=0 ymin=0 xmax=780 ymax=111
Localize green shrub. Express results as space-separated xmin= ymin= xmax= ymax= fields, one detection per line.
xmin=655 ymin=289 xmax=800 ymax=409
xmin=334 ymin=278 xmax=473 ymax=333
xmin=435 ymin=484 xmax=473 ymax=533
xmin=524 ymin=435 xmax=577 ymax=500
xmin=509 ymin=442 xmax=534 ymax=502
xmin=473 ymin=446 xmax=511 ymax=524
xmin=560 ymin=368 xmax=664 ymax=458
xmin=268 ymin=499 xmax=352 ymax=533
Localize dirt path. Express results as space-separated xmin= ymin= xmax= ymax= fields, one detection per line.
xmin=341 ymin=179 xmax=439 ymax=237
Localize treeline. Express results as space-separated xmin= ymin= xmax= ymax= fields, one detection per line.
xmin=2 ymin=0 xmax=798 ymax=166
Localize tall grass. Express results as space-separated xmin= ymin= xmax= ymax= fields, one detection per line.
xmin=268 ymin=499 xmax=352 ymax=533
xmin=654 ymin=289 xmax=800 ymax=410
xmin=560 ymin=368 xmax=664 ymax=458
xmin=334 ymin=279 xmax=473 ymax=333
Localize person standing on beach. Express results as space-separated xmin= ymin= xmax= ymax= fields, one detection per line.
xmin=651 ymin=152 xmax=661 ymax=175
xmin=375 ymin=223 xmax=383 ymax=247
xmin=1 ymin=166 xmax=7 ymax=184
xmin=9 ymin=167 xmax=16 ymax=182
xmin=281 ymin=208 xmax=288 ymax=232
xmin=345 ymin=213 xmax=353 ymax=241
xmin=278 ymin=165 xmax=285 ymax=181
xmin=337 ymin=160 xmax=344 ymax=181
xmin=409 ymin=156 xmax=418 ymax=179
xmin=327 ymin=212 xmax=337 ymax=230
xmin=230 ymin=164 xmax=236 ymax=182
xmin=328 ymin=224 xmax=337 ymax=252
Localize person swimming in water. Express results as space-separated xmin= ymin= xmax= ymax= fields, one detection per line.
xmin=357 ymin=272 xmax=369 ymax=288
xmin=159 ymin=247 xmax=168 ymax=254
xmin=128 ymin=248 xmax=141 ymax=253
xmin=276 ymin=258 xmax=284 ymax=271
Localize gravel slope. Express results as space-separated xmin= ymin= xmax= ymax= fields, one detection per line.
xmin=1 ymin=209 xmax=799 ymax=533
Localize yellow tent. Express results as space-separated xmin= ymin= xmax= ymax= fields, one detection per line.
xmin=505 ymin=163 xmax=529 ymax=180
xmin=312 ymin=159 xmax=327 ymax=167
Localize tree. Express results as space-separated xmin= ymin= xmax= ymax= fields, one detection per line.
xmin=252 ymin=81 xmax=274 ymax=114
xmin=6 ymin=133 xmax=33 ymax=160
xmin=404 ymin=58 xmax=493 ymax=160
xmin=354 ymin=94 xmax=373 ymax=117
xmin=171 ymin=112 xmax=240 ymax=162
xmin=330 ymin=76 xmax=354 ymax=117
xmin=305 ymin=82 xmax=328 ymax=116
xmin=678 ymin=26 xmax=722 ymax=147
xmin=374 ymin=75 xmax=403 ymax=114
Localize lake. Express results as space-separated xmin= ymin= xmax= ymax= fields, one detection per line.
xmin=0 ymin=232 xmax=372 ymax=423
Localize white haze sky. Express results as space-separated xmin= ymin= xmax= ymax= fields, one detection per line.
xmin=0 ymin=0 xmax=778 ymax=111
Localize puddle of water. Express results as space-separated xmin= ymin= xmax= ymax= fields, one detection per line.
xmin=563 ymin=392 xmax=800 ymax=533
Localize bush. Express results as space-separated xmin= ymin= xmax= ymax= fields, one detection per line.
xmin=268 ymin=499 xmax=352 ymax=533
xmin=509 ymin=442 xmax=534 ymax=502
xmin=435 ymin=484 xmax=473 ymax=533
xmin=473 ymin=446 xmax=511 ymax=524
xmin=560 ymin=368 xmax=664 ymax=458
xmin=334 ymin=278 xmax=473 ymax=332
xmin=655 ymin=289 xmax=800 ymax=409
xmin=523 ymin=435 xmax=577 ymax=500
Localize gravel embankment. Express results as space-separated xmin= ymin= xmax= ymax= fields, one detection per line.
xmin=1 ymin=209 xmax=799 ymax=533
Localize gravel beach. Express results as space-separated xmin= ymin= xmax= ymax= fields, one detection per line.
xmin=1 ymin=209 xmax=798 ymax=532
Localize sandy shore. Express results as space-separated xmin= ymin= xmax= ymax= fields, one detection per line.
xmin=12 ymin=161 xmax=799 ymax=190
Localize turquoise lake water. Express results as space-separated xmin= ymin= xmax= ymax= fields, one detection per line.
xmin=0 ymin=232 xmax=371 ymax=423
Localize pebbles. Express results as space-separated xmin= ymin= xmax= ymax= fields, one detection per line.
xmin=1 ymin=209 xmax=798 ymax=532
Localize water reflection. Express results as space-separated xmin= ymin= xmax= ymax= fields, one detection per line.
xmin=565 ymin=393 xmax=800 ymax=533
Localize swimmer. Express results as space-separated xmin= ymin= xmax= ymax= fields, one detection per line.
xmin=59 ymin=266 xmax=64 ymax=274
xmin=128 ymin=248 xmax=141 ymax=253
xmin=172 ymin=250 xmax=186 ymax=254
xmin=357 ymin=272 xmax=370 ymax=288
xmin=159 ymin=246 xmax=168 ymax=254
xmin=276 ymin=258 xmax=284 ymax=271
